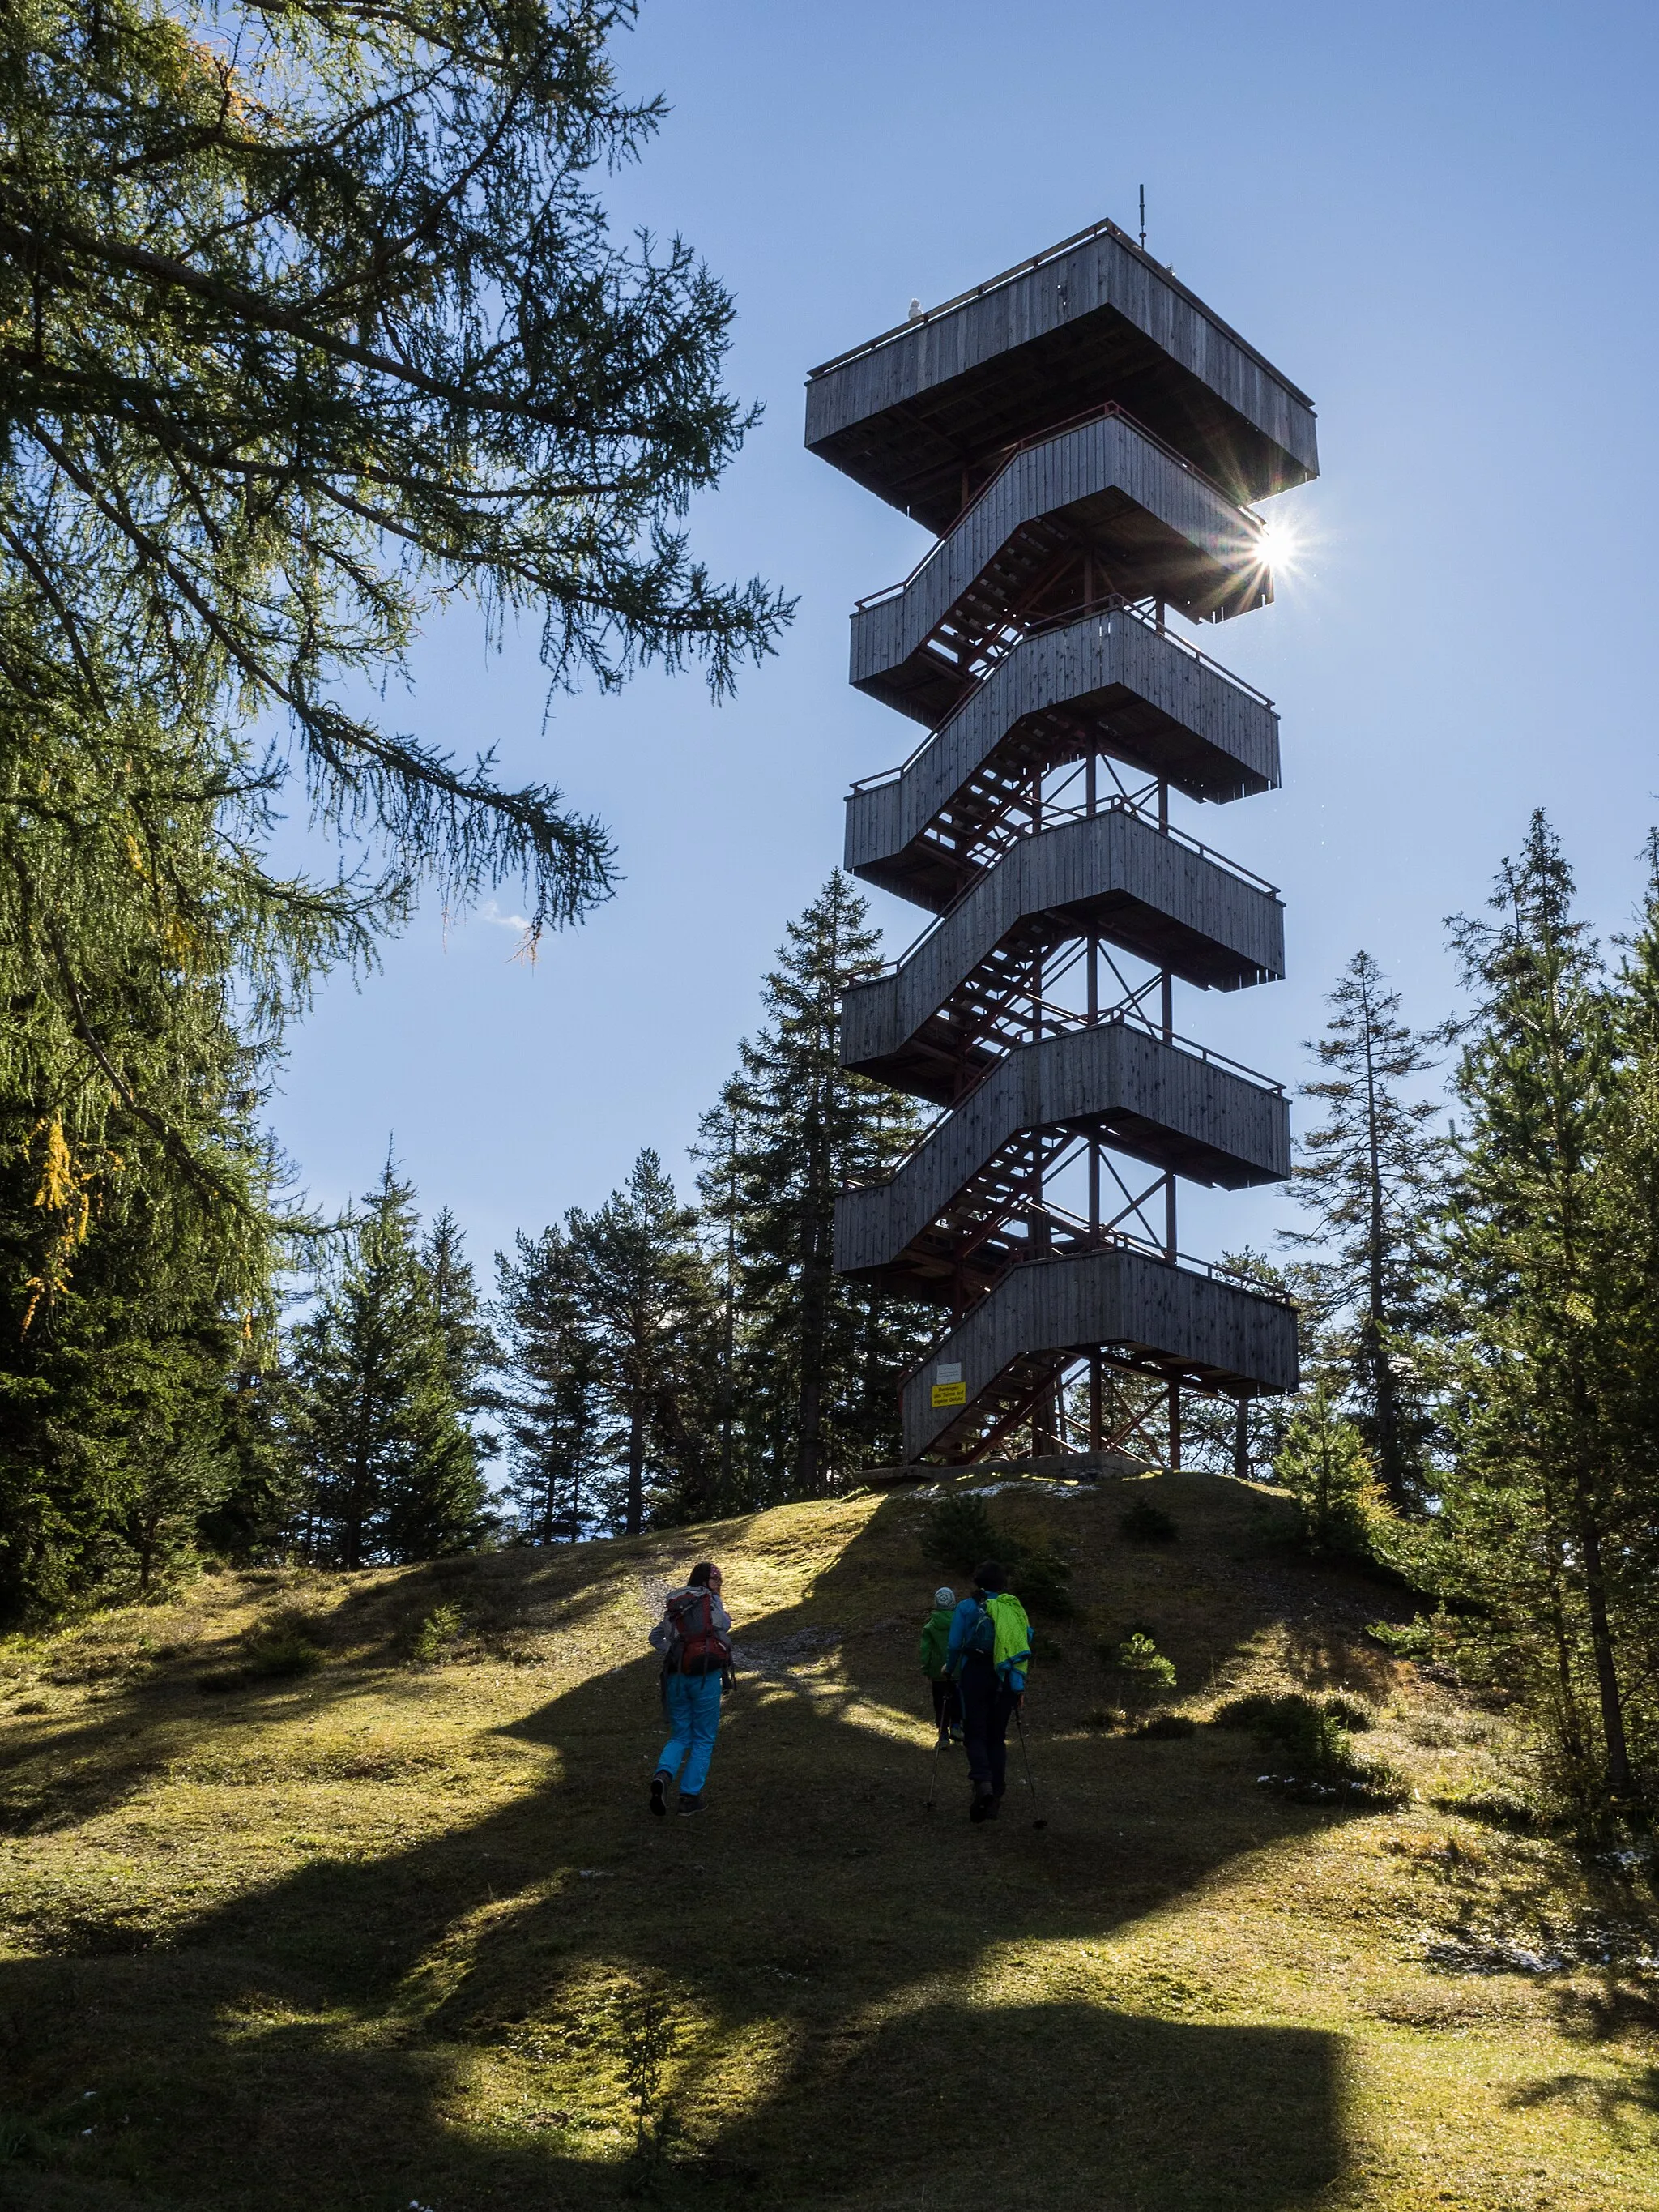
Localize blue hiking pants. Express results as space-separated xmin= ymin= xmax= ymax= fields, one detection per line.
xmin=657 ymin=1668 xmax=723 ymax=1796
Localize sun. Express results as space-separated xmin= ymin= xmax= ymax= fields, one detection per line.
xmin=1254 ymin=513 xmax=1301 ymax=579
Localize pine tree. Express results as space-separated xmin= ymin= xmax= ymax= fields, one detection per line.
xmin=565 ymin=1150 xmax=714 ymax=1535
xmin=289 ymin=1161 xmax=486 ymax=1565
xmin=1580 ymin=837 xmax=1659 ymax=1784
xmin=1273 ymin=1380 xmax=1390 ymax=1557
xmin=1435 ymin=813 xmax=1632 ymax=1804
xmin=694 ymin=873 xmax=930 ymax=1500
xmin=1285 ymin=951 xmax=1448 ymax=1507
xmin=494 ymin=1225 xmax=606 ymax=1544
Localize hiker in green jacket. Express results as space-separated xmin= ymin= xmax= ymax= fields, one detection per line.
xmin=919 ymin=1586 xmax=962 ymax=1746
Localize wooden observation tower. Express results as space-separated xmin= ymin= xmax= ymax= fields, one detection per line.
xmin=806 ymin=216 xmax=1318 ymax=1469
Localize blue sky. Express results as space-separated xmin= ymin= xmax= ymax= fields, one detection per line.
xmin=271 ymin=0 xmax=1659 ymax=1275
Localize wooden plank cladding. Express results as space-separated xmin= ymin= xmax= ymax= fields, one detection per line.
xmin=805 ymin=216 xmax=1318 ymax=527
xmin=846 ymin=608 xmax=1279 ymax=913
xmin=851 ymin=416 xmax=1270 ymax=736
xmin=901 ymin=1250 xmax=1300 ymax=1461
xmin=835 ymin=1025 xmax=1290 ymax=1288
xmin=809 ymin=214 xmax=1315 ymax=1461
xmin=842 ymin=810 xmax=1284 ymax=1100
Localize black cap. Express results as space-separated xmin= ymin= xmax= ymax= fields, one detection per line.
xmin=973 ymin=1560 xmax=1007 ymax=1594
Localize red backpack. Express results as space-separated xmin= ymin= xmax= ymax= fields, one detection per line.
xmin=663 ymin=1586 xmax=731 ymax=1677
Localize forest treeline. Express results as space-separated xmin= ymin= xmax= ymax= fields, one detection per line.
xmin=10 ymin=819 xmax=1659 ymax=1826
xmin=2 ymin=5 xmax=1657 ymax=1830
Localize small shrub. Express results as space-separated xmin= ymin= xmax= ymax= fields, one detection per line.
xmin=1120 ymin=1497 xmax=1177 ymax=1544
xmin=922 ymin=1492 xmax=1009 ymax=1575
xmin=1013 ymin=1544 xmax=1074 ymax=1619
xmin=1273 ymin=1383 xmax=1397 ymax=1563
xmin=198 ymin=1608 xmax=325 ymax=1693
xmin=1084 ymin=1706 xmax=1128 ymax=1732
xmin=621 ymin=1983 xmax=681 ymax=2194
xmin=1213 ymin=1689 xmax=1372 ymax=1735
xmin=1432 ymin=1787 xmax=1537 ymax=1833
xmin=1219 ymin=1689 xmax=1407 ymax=1808
xmin=1322 ymin=1693 xmax=1375 ymax=1732
xmin=1132 ymin=1710 xmax=1197 ymax=1740
xmin=408 ymin=1602 xmax=467 ymax=1665
xmin=1105 ymin=1631 xmax=1177 ymax=1698
xmin=241 ymin=1612 xmax=326 ymax=1680
xmin=1030 ymin=1631 xmax=1066 ymax=1665
xmin=1366 ymin=1616 xmax=1439 ymax=1659
xmin=1213 ymin=1691 xmax=1278 ymax=1731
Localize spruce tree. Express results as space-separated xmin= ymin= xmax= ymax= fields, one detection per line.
xmin=1285 ymin=951 xmax=1448 ymax=1507
xmin=564 ymin=1150 xmax=714 ymax=1535
xmin=1435 ymin=813 xmax=1631 ymax=1802
xmin=422 ymin=1209 xmax=500 ymax=1427
xmin=694 ymin=873 xmax=930 ymax=1499
xmin=1581 ymin=838 xmax=1659 ymax=1783
xmin=494 ymin=1226 xmax=606 ymax=1543
xmin=1273 ymin=1381 xmax=1389 ymax=1556
xmin=289 ymin=1161 xmax=486 ymax=1565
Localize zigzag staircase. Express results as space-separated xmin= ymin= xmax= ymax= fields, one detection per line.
xmin=805 ymin=216 xmax=1319 ymax=1466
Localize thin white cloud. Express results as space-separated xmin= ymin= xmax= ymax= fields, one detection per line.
xmin=475 ymin=899 xmax=533 ymax=933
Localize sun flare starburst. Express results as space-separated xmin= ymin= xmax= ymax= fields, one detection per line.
xmin=1254 ymin=513 xmax=1303 ymax=579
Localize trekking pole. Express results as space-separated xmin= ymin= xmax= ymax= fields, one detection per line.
xmin=1013 ymin=1705 xmax=1047 ymax=1830
xmin=924 ymin=1723 xmax=945 ymax=1815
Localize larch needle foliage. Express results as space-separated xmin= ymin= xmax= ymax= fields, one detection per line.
xmin=0 ymin=0 xmax=788 ymax=924
xmin=0 ymin=0 xmax=787 ymax=1616
xmin=0 ymin=0 xmax=788 ymax=1258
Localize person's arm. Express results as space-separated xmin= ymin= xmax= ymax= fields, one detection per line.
xmin=709 ymin=1596 xmax=732 ymax=1636
xmin=945 ymin=1599 xmax=974 ymax=1672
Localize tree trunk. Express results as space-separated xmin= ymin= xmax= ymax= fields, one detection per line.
xmin=1572 ymin=1447 xmax=1632 ymax=1792
xmin=625 ymin=1394 xmax=646 ymax=1536
xmin=1362 ymin=1011 xmax=1410 ymax=1510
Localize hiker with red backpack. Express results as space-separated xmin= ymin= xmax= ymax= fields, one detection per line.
xmin=946 ymin=1561 xmax=1034 ymax=1823
xmin=648 ymin=1561 xmax=733 ymax=1818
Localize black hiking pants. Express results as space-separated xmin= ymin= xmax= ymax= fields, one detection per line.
xmin=958 ymin=1659 xmax=1017 ymax=1797
xmin=931 ymin=1679 xmax=961 ymax=1734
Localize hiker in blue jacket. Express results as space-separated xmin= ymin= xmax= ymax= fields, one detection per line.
xmin=647 ymin=1561 xmax=732 ymax=1818
xmin=947 ymin=1560 xmax=1030 ymax=1823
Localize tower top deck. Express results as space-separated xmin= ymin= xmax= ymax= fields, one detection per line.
xmin=805 ymin=216 xmax=1317 ymax=530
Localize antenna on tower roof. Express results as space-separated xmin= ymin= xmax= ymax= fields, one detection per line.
xmin=1138 ymin=185 xmax=1146 ymax=250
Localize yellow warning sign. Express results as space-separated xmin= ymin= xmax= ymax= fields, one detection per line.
xmin=931 ymin=1381 xmax=967 ymax=1408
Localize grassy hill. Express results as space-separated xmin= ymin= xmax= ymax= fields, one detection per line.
xmin=1 ymin=1471 xmax=1655 ymax=2211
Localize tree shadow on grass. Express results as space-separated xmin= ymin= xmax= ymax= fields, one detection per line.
xmin=0 ymin=1488 xmax=1365 ymax=2210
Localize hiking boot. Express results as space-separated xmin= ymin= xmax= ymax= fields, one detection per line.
xmin=980 ymin=1793 xmax=1001 ymax=1821
xmin=969 ymin=1791 xmax=993 ymax=1823
xmin=936 ymin=1727 xmax=952 ymax=1749
xmin=650 ymin=1770 xmax=670 ymax=1818
xmin=677 ymin=1792 xmax=703 ymax=1817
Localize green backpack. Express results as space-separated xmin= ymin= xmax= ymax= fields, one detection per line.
xmin=980 ymin=1593 xmax=1033 ymax=1693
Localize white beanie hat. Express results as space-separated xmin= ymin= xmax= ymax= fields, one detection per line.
xmin=934 ymin=1586 xmax=956 ymax=1608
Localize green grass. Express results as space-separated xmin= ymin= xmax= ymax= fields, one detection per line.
xmin=0 ymin=1472 xmax=1655 ymax=2210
